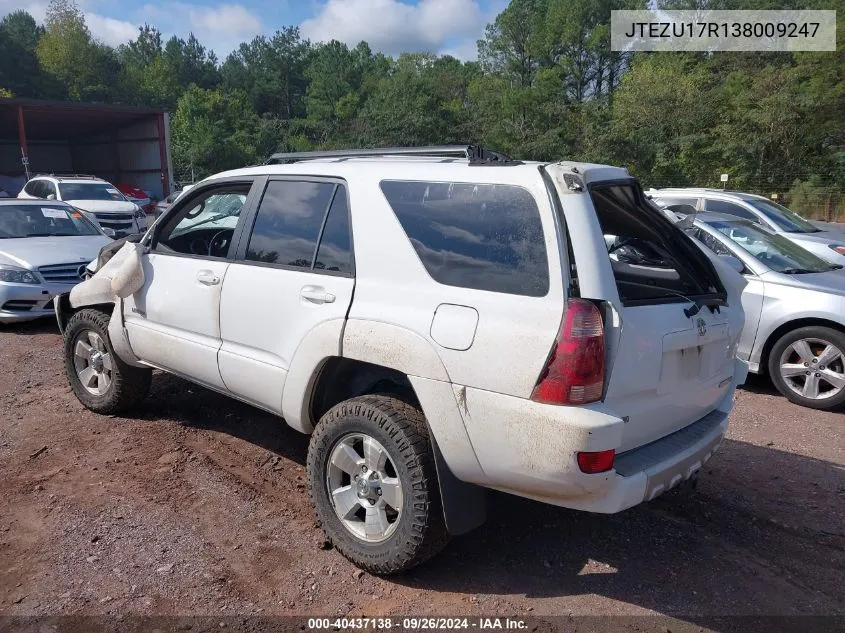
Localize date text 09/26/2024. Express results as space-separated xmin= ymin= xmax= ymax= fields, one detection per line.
xmin=307 ymin=618 xmax=528 ymax=630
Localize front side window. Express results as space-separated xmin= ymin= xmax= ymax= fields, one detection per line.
xmin=58 ymin=183 xmax=125 ymax=202
xmin=245 ymin=180 xmax=336 ymax=269
xmin=0 ymin=204 xmax=100 ymax=238
xmin=745 ymin=198 xmax=819 ymax=233
xmin=707 ymin=220 xmax=835 ymax=274
xmin=155 ymin=186 xmax=250 ymax=257
xmin=380 ymin=180 xmax=549 ymax=297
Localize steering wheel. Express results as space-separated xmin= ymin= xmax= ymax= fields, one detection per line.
xmin=189 ymin=237 xmax=209 ymax=255
xmin=208 ymin=230 xmax=231 ymax=257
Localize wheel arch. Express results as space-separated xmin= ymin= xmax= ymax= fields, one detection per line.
xmin=306 ymin=357 xmax=487 ymax=536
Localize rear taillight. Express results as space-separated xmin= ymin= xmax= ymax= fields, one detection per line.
xmin=577 ymin=449 xmax=615 ymax=473
xmin=531 ymin=298 xmax=605 ymax=405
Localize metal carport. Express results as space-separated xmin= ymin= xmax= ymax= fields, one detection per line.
xmin=0 ymin=98 xmax=172 ymax=199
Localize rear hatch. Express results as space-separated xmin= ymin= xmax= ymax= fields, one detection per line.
xmin=546 ymin=166 xmax=744 ymax=452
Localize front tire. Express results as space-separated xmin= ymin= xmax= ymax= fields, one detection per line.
xmin=307 ymin=395 xmax=449 ymax=574
xmin=64 ymin=308 xmax=151 ymax=414
xmin=768 ymin=325 xmax=845 ymax=410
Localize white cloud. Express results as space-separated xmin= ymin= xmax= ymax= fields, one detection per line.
xmin=138 ymin=2 xmax=263 ymax=56
xmin=189 ymin=3 xmax=261 ymax=35
xmin=0 ymin=0 xmax=47 ymax=22
xmin=300 ymin=0 xmax=484 ymax=57
xmin=0 ymin=0 xmax=136 ymax=48
xmin=86 ymin=13 xmax=137 ymax=47
xmin=440 ymin=38 xmax=480 ymax=61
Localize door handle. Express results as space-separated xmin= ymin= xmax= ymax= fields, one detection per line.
xmin=300 ymin=285 xmax=336 ymax=304
xmin=197 ymin=270 xmax=221 ymax=285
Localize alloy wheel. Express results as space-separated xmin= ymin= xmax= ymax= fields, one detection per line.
xmin=326 ymin=433 xmax=403 ymax=543
xmin=72 ymin=330 xmax=113 ymax=396
xmin=778 ymin=337 xmax=845 ymax=401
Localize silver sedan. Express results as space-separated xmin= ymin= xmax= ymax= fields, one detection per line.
xmin=0 ymin=200 xmax=112 ymax=323
xmin=683 ymin=213 xmax=845 ymax=410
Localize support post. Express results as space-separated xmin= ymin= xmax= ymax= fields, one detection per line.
xmin=17 ymin=106 xmax=30 ymax=180
xmin=156 ymin=113 xmax=170 ymax=198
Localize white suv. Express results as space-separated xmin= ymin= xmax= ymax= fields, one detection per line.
xmin=54 ymin=147 xmax=747 ymax=573
xmin=19 ymin=174 xmax=148 ymax=237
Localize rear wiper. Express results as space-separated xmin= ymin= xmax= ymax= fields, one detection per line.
xmin=683 ymin=297 xmax=725 ymax=317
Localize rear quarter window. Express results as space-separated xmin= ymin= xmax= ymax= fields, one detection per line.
xmin=380 ymin=180 xmax=549 ymax=297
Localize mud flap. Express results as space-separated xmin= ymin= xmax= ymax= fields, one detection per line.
xmin=431 ymin=435 xmax=487 ymax=535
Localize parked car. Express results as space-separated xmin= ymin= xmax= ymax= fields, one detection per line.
xmin=154 ymin=189 xmax=185 ymax=218
xmin=0 ymin=199 xmax=112 ymax=324
xmin=679 ymin=212 xmax=845 ymax=409
xmin=649 ymin=189 xmax=845 ymax=267
xmin=55 ymin=146 xmax=747 ymax=573
xmin=19 ymin=175 xmax=148 ymax=238
xmin=116 ymin=183 xmax=154 ymax=214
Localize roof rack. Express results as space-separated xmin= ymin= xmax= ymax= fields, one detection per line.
xmin=35 ymin=173 xmax=104 ymax=181
xmin=265 ymin=145 xmax=519 ymax=166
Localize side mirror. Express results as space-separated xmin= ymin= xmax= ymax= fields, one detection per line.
xmin=102 ymin=227 xmax=116 ymax=238
xmin=719 ymin=254 xmax=745 ymax=274
xmin=46 ymin=193 xmax=56 ymax=200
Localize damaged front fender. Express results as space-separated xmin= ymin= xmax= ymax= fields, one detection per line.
xmin=61 ymin=242 xmax=148 ymax=368
xmin=69 ymin=242 xmax=146 ymax=309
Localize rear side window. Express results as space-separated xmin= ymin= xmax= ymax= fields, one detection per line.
xmin=380 ymin=180 xmax=549 ymax=297
xmin=591 ymin=183 xmax=723 ymax=305
xmin=655 ymin=196 xmax=698 ymax=209
xmin=24 ymin=180 xmax=43 ymax=197
xmin=314 ymin=189 xmax=353 ymax=273
xmin=704 ymin=199 xmax=758 ymax=221
xmin=246 ymin=180 xmax=335 ymax=268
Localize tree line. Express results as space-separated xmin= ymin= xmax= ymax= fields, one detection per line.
xmin=1 ymin=0 xmax=843 ymax=217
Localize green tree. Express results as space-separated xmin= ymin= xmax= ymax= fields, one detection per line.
xmin=359 ymin=53 xmax=478 ymax=146
xmin=222 ymin=27 xmax=311 ymax=120
xmin=171 ymin=86 xmax=262 ymax=179
xmin=0 ymin=11 xmax=52 ymax=98
xmin=36 ymin=0 xmax=119 ymax=101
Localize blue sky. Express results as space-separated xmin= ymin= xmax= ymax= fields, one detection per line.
xmin=1 ymin=0 xmax=510 ymax=60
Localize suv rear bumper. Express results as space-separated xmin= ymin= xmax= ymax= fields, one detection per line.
xmin=562 ymin=409 xmax=727 ymax=513
xmin=454 ymin=384 xmax=734 ymax=514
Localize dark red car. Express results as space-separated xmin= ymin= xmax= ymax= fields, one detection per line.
xmin=116 ymin=183 xmax=154 ymax=213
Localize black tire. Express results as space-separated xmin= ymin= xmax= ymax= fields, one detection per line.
xmin=307 ymin=395 xmax=449 ymax=574
xmin=767 ymin=325 xmax=845 ymax=410
xmin=64 ymin=308 xmax=151 ymax=414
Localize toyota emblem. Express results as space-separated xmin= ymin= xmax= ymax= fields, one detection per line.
xmin=696 ymin=317 xmax=707 ymax=337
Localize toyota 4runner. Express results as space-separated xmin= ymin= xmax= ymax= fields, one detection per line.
xmin=55 ymin=146 xmax=747 ymax=573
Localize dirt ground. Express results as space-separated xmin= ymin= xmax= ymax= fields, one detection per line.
xmin=0 ymin=319 xmax=843 ymax=629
